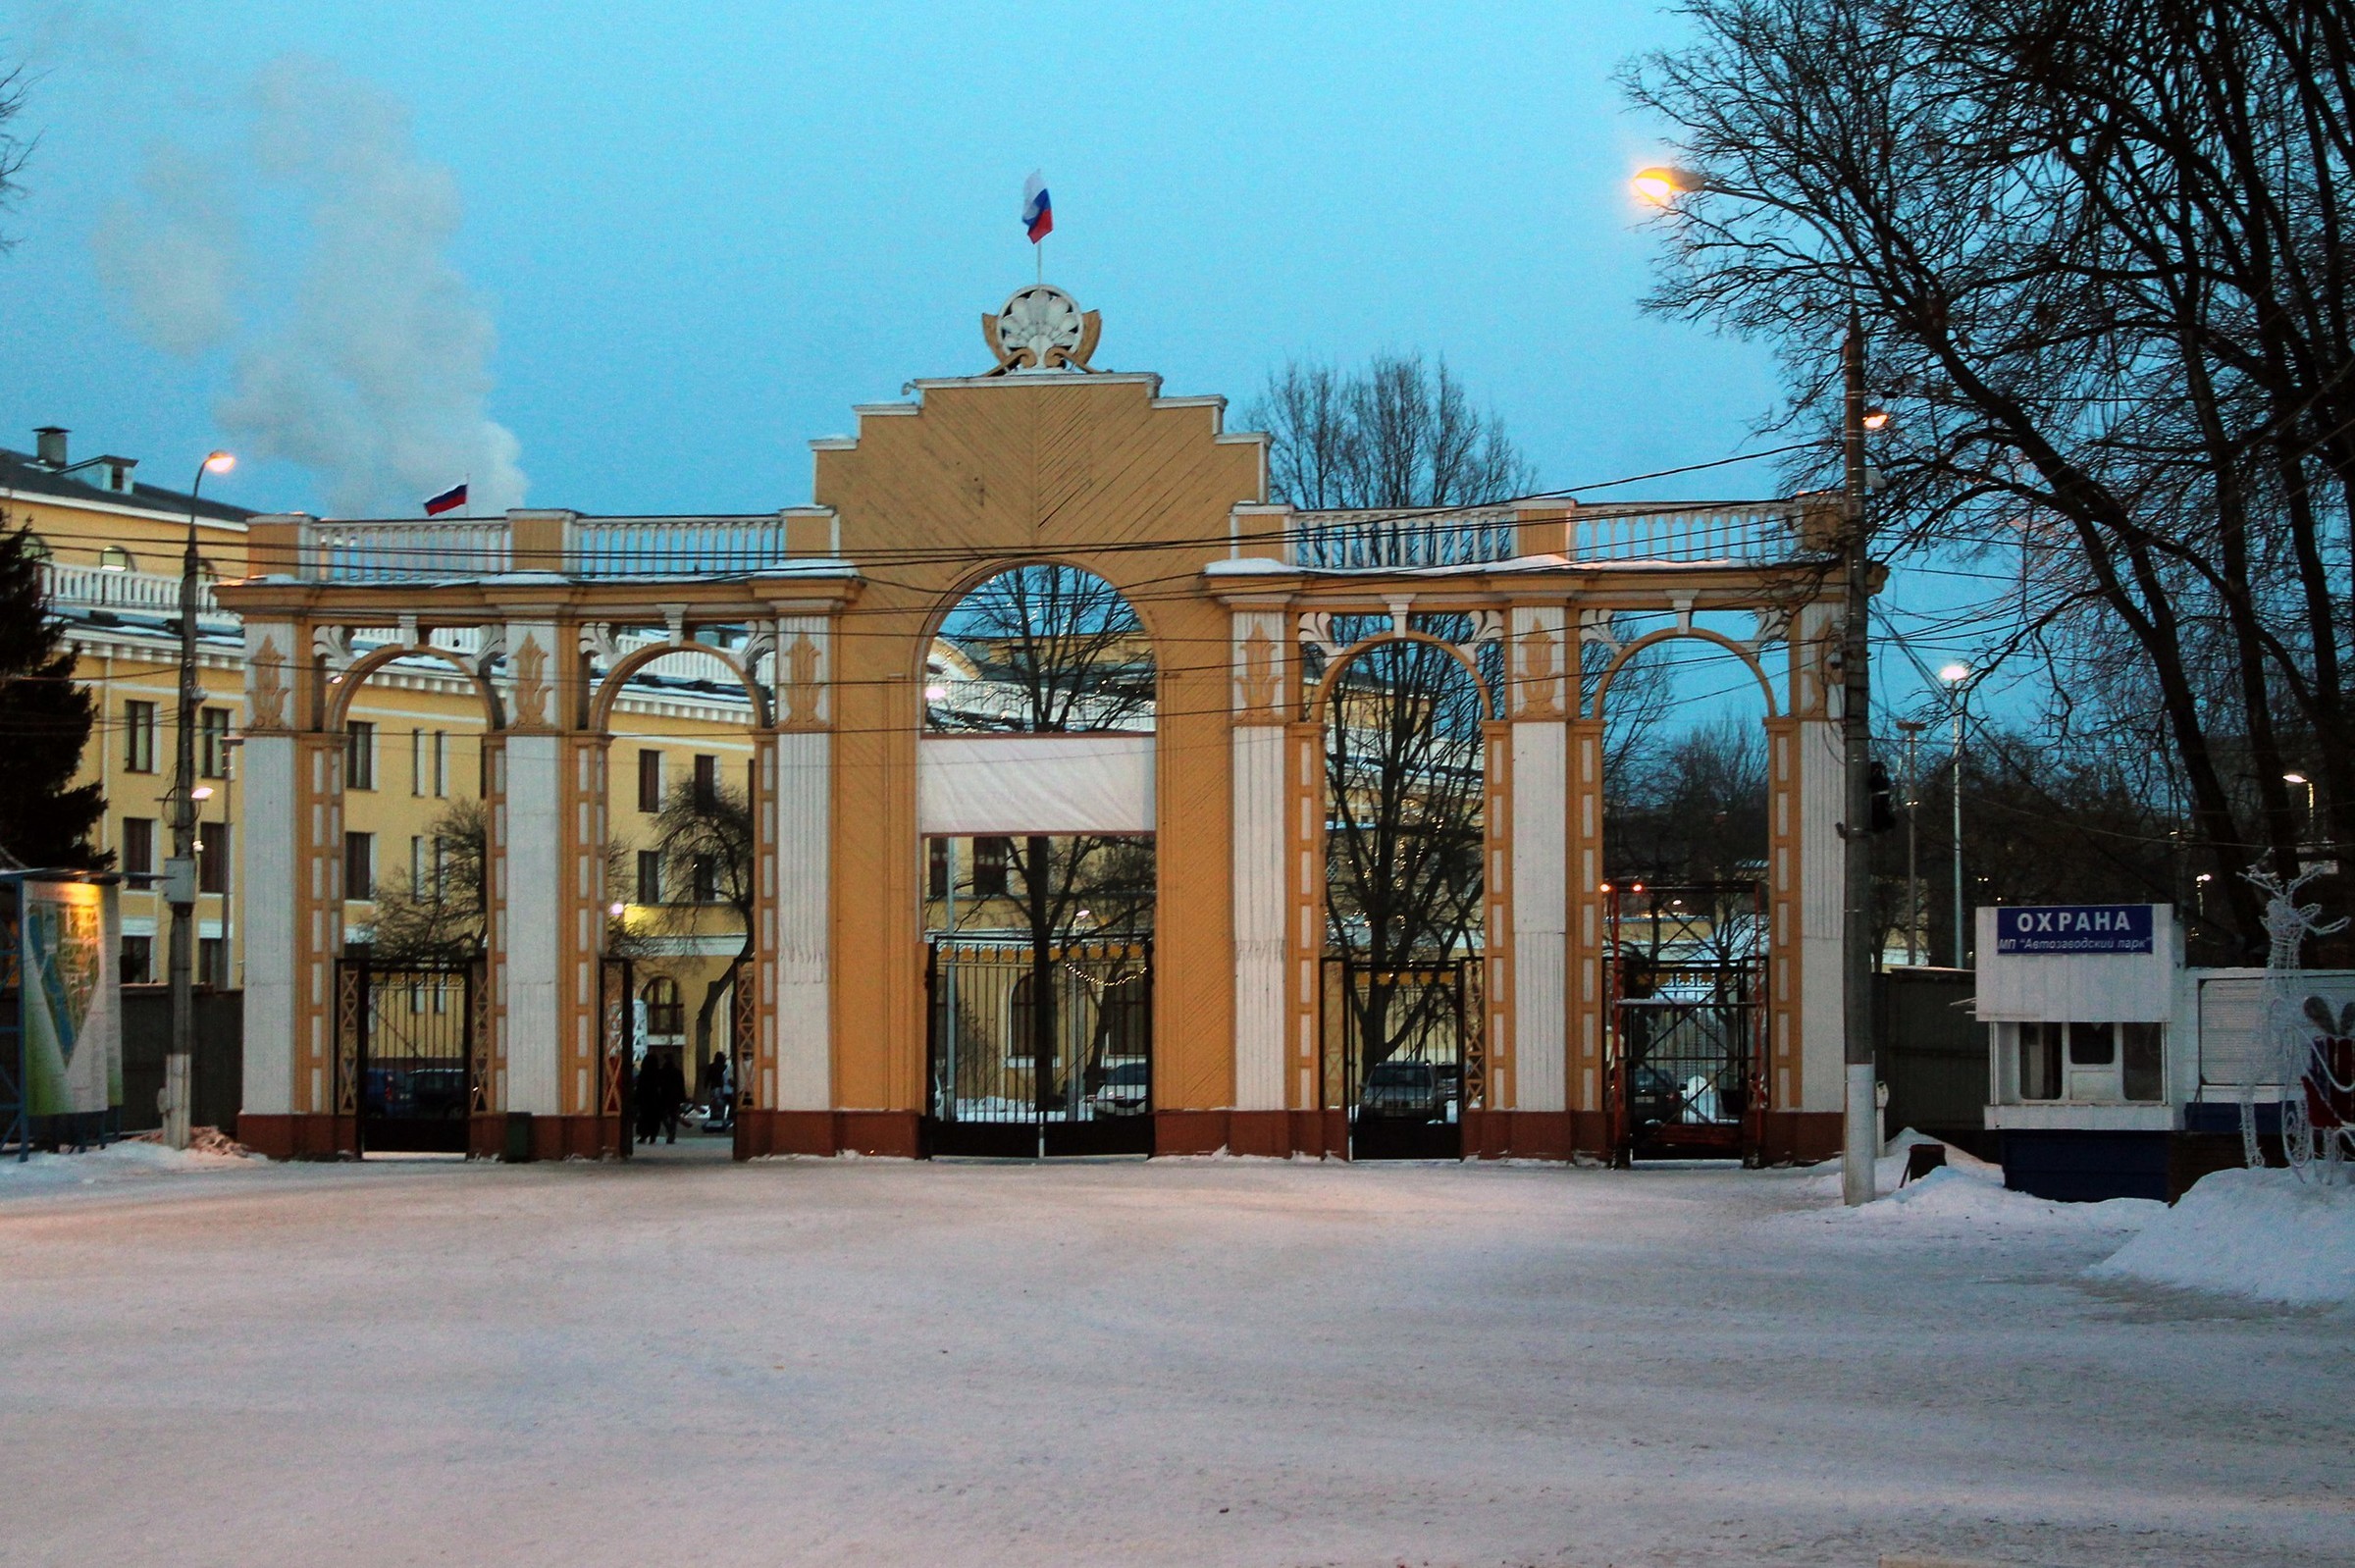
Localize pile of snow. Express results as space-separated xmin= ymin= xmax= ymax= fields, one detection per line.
xmin=1785 ymin=1129 xmax=2164 ymax=1243
xmin=2089 ymin=1167 xmax=2355 ymax=1306
xmin=0 ymin=1137 xmax=265 ymax=1194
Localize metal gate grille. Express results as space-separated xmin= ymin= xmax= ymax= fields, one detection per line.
xmin=337 ymin=961 xmax=480 ymax=1154
xmin=926 ymin=939 xmax=1153 ymax=1157
xmin=1603 ymin=883 xmax=1768 ymax=1163
xmin=1325 ymin=958 xmax=1478 ymax=1160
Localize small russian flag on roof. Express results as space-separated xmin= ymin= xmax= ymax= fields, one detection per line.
xmin=423 ymin=481 xmax=469 ymax=516
xmin=1021 ymin=171 xmax=1052 ymax=243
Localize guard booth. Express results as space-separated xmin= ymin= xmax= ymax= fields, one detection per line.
xmin=1602 ymin=882 xmax=1768 ymax=1164
xmin=1977 ymin=900 xmax=2355 ymax=1199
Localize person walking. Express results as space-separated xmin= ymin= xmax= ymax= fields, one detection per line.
xmin=706 ymin=1051 xmax=732 ymax=1132
xmin=634 ymin=1055 xmax=661 ymax=1146
xmin=654 ymin=1053 xmax=687 ymax=1145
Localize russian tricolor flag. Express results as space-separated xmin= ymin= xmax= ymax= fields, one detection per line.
xmin=423 ymin=481 xmax=469 ymax=516
xmin=1022 ymin=171 xmax=1052 ymax=243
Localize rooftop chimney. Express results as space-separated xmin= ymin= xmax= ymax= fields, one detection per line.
xmin=33 ymin=427 xmax=68 ymax=468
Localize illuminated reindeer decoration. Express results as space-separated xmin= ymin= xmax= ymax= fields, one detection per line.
xmin=2243 ymin=866 xmax=2353 ymax=1183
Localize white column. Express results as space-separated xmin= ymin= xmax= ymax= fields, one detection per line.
xmin=500 ymin=731 xmax=564 ymax=1115
xmin=1511 ymin=723 xmax=1568 ymax=1111
xmin=238 ymin=732 xmax=297 ymax=1118
xmin=773 ymin=728 xmax=831 ymax=1110
xmin=1230 ymin=607 xmax=1287 ymax=1112
xmin=1797 ymin=604 xmax=1847 ymax=1114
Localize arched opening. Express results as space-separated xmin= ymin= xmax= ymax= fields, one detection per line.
xmin=325 ymin=632 xmax=502 ymax=1156
xmin=1314 ymin=616 xmax=1498 ymax=1159
xmin=921 ymin=564 xmax=1157 ymax=1157
xmin=1594 ymin=615 xmax=1780 ymax=1164
xmin=589 ymin=625 xmax=767 ymax=1154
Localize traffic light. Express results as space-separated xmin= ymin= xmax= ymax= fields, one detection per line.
xmin=1868 ymin=759 xmax=1898 ymax=833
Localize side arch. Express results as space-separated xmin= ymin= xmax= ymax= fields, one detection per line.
xmin=589 ymin=639 xmax=770 ymax=732
xmin=1304 ymin=629 xmax=1499 ymax=726
xmin=325 ymin=643 xmax=506 ymax=732
xmin=1589 ymin=627 xmax=1778 ymax=720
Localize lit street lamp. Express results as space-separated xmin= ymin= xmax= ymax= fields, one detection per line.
xmin=1938 ymin=662 xmax=1981 ymax=968
xmin=164 ymin=448 xmax=235 ymax=1152
xmin=2284 ymin=771 xmax=2316 ymax=832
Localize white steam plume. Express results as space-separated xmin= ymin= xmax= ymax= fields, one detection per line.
xmin=91 ymin=54 xmax=525 ymax=516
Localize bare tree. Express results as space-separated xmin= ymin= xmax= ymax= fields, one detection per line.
xmin=929 ymin=566 xmax=1156 ymax=1110
xmin=0 ymin=68 xmax=33 ymax=250
xmin=1249 ymin=352 xmax=1538 ymax=510
xmin=369 ymin=798 xmax=640 ymax=967
xmin=1623 ymin=0 xmax=2355 ymax=954
xmin=650 ymin=777 xmax=756 ymax=1067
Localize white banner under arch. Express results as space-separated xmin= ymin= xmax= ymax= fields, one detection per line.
xmin=916 ymin=734 xmax=1155 ymax=836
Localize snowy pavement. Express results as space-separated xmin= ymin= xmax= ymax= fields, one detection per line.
xmin=2 ymin=1152 xmax=2350 ymax=1568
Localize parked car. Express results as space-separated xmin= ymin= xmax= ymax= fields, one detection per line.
xmin=1087 ymin=1060 xmax=1151 ymax=1118
xmin=1360 ymin=1059 xmax=1444 ymax=1121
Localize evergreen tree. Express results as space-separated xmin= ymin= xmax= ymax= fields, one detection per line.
xmin=0 ymin=516 xmax=105 ymax=868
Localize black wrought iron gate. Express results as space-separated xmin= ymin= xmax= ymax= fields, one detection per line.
xmin=1603 ymin=883 xmax=1768 ymax=1164
xmin=1327 ymin=958 xmax=1475 ymax=1160
xmin=925 ymin=939 xmax=1153 ymax=1157
xmin=337 ymin=960 xmax=481 ymax=1155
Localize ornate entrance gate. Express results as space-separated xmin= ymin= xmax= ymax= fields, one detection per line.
xmin=1603 ymin=884 xmax=1769 ymax=1163
xmin=336 ymin=960 xmax=483 ymax=1155
xmin=925 ymin=939 xmax=1153 ymax=1157
xmin=1326 ymin=958 xmax=1478 ymax=1160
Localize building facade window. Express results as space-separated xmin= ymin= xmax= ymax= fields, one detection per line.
xmin=691 ymin=853 xmax=719 ymax=904
xmin=122 ymin=816 xmax=155 ymax=877
xmin=97 ymin=545 xmax=134 ymax=572
xmin=410 ymin=729 xmax=424 ymax=796
xmin=928 ymin=837 xmax=950 ymax=899
xmin=692 ymin=754 xmax=717 ymax=810
xmin=198 ymin=707 xmax=232 ymax=778
xmin=125 ymin=700 xmax=156 ymax=773
xmin=121 ymin=935 xmax=154 ymax=985
xmin=644 ymin=976 xmax=684 ymax=1037
xmin=198 ymin=936 xmax=228 ymax=989
xmin=973 ymin=836 xmax=1011 ymax=897
xmin=434 ymin=731 xmax=449 ymax=797
xmin=343 ymin=831 xmax=375 ymax=900
xmin=636 ymin=850 xmax=663 ymax=907
xmin=639 ymin=750 xmax=663 ymax=813
xmin=345 ymin=720 xmax=375 ymax=790
xmin=197 ymin=824 xmax=231 ymax=895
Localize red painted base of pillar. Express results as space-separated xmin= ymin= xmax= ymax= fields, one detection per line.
xmin=234 ymin=1114 xmax=357 ymax=1160
xmin=1462 ymin=1110 xmax=1583 ymax=1161
xmin=1757 ymin=1111 xmax=1842 ymax=1165
xmin=1151 ymin=1110 xmax=1230 ymax=1155
xmin=731 ymin=1110 xmax=924 ymax=1159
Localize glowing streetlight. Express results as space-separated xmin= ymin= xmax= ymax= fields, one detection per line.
xmin=1862 ymin=407 xmax=1892 ymax=432
xmin=1632 ymin=165 xmax=1705 ymax=204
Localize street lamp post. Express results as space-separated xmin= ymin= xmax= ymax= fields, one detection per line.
xmin=164 ymin=449 xmax=235 ymax=1152
xmin=1896 ymin=719 xmax=1926 ymax=966
xmin=1938 ymin=663 xmax=1977 ymax=968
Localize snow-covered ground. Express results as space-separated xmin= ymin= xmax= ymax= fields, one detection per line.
xmin=2 ymin=1147 xmax=2350 ymax=1568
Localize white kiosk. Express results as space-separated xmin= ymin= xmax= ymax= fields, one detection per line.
xmin=1977 ymin=901 xmax=2355 ymax=1199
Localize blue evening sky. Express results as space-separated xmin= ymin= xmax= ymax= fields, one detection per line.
xmin=0 ymin=0 xmax=2007 ymax=716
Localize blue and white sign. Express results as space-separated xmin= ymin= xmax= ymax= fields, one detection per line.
xmin=1994 ymin=904 xmax=2155 ymax=956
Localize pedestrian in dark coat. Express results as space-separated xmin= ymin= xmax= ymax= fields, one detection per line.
xmin=634 ymin=1057 xmax=661 ymax=1145
xmin=655 ymin=1054 xmax=687 ymax=1144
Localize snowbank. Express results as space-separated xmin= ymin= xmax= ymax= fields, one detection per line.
xmin=1785 ymin=1130 xmax=2163 ymax=1243
xmin=2089 ymin=1167 xmax=2355 ymax=1306
xmin=0 ymin=1138 xmax=264 ymax=1195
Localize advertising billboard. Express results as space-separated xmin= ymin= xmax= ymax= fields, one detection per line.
xmin=18 ymin=878 xmax=123 ymax=1117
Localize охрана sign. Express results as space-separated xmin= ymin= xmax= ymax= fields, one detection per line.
xmin=1993 ymin=904 xmax=2155 ymax=956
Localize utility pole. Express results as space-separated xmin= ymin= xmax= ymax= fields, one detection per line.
xmin=163 ymin=450 xmax=233 ymax=1152
xmin=1840 ymin=317 xmax=1878 ymax=1207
